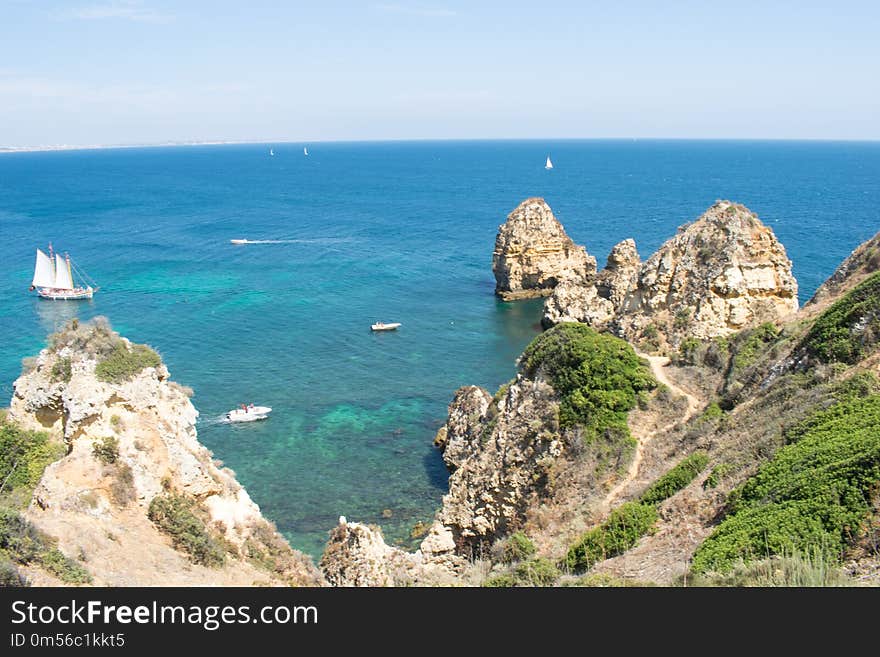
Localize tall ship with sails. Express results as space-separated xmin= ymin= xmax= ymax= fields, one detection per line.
xmin=30 ymin=245 xmax=97 ymax=300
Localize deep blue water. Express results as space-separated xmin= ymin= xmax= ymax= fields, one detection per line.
xmin=0 ymin=140 xmax=878 ymax=556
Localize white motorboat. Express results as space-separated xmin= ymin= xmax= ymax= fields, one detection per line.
xmin=225 ymin=405 xmax=272 ymax=423
xmin=371 ymin=321 xmax=401 ymax=331
xmin=30 ymin=245 xmax=97 ymax=300
xmin=230 ymin=238 xmax=250 ymax=245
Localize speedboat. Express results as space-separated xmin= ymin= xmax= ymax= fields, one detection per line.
xmin=225 ymin=405 xmax=272 ymax=423
xmin=371 ymin=322 xmax=401 ymax=331
xmin=230 ymin=239 xmax=250 ymax=245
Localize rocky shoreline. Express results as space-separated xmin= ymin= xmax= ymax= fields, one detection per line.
xmin=4 ymin=198 xmax=879 ymax=588
xmin=4 ymin=318 xmax=321 ymax=586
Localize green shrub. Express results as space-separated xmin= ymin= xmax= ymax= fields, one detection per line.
xmin=493 ymin=379 xmax=514 ymax=404
xmin=39 ymin=549 xmax=92 ymax=584
xmin=804 ymin=271 xmax=880 ymax=364
xmin=703 ymin=463 xmax=733 ymax=489
xmin=0 ymin=419 xmax=64 ymax=499
xmin=701 ymin=402 xmax=723 ymax=422
xmin=51 ymin=357 xmax=72 ymax=383
xmin=676 ymin=337 xmax=701 ymax=365
xmin=498 ymin=531 xmax=536 ymax=564
xmin=514 ymin=558 xmax=559 ymax=586
xmin=519 ymin=324 xmax=655 ymax=443
xmin=832 ymin=371 xmax=880 ymax=402
xmin=95 ymin=343 xmax=162 ymax=384
xmin=482 ymin=558 xmax=560 ymax=587
xmin=0 ymin=508 xmax=45 ymax=563
xmin=639 ymin=452 xmax=709 ymax=505
xmin=482 ymin=573 xmax=517 ymax=587
xmin=731 ymin=322 xmax=780 ymax=372
xmin=692 ymin=394 xmax=880 ymax=573
xmin=0 ymin=557 xmax=28 ymax=586
xmin=0 ymin=509 xmax=91 ymax=584
xmin=148 ymin=494 xmax=226 ymax=567
xmin=92 ymin=436 xmax=119 ymax=465
xmin=564 ymin=502 xmax=658 ymax=572
xmin=687 ymin=548 xmax=851 ymax=587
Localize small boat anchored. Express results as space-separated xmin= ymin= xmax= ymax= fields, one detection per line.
xmin=30 ymin=245 xmax=97 ymax=300
xmin=371 ymin=321 xmax=401 ymax=331
xmin=225 ymin=403 xmax=271 ymax=423
xmin=545 ymin=155 xmax=554 ymax=170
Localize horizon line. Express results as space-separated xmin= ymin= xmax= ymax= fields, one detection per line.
xmin=2 ymin=135 xmax=879 ymax=154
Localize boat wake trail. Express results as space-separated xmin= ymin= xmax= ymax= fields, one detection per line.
xmin=198 ymin=415 xmax=232 ymax=426
xmin=230 ymin=237 xmax=356 ymax=245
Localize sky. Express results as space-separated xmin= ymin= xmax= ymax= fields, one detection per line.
xmin=1 ymin=0 xmax=878 ymax=147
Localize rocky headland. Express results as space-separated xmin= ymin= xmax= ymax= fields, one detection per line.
xmin=320 ymin=200 xmax=880 ymax=588
xmin=2 ymin=318 xmax=321 ymax=586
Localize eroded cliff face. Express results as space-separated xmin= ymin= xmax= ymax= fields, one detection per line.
xmin=429 ymin=377 xmax=564 ymax=555
xmin=10 ymin=319 xmax=322 ymax=586
xmin=319 ymin=375 xmax=570 ymax=584
xmin=493 ymin=197 xmax=596 ymax=300
xmin=544 ymin=201 xmax=798 ymax=347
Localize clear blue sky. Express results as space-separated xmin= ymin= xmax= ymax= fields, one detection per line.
xmin=1 ymin=0 xmax=878 ymax=146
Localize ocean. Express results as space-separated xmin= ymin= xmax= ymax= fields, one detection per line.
xmin=0 ymin=140 xmax=878 ymax=557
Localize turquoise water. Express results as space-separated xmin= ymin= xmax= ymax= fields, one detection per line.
xmin=0 ymin=140 xmax=878 ymax=556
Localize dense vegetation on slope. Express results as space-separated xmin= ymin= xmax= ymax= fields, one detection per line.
xmin=564 ymin=502 xmax=658 ymax=571
xmin=692 ymin=392 xmax=880 ymax=573
xmin=148 ymin=493 xmax=227 ymax=567
xmin=520 ymin=323 xmax=655 ymax=441
xmin=0 ymin=416 xmax=90 ymax=586
xmin=564 ymin=452 xmax=710 ymax=572
xmin=95 ymin=344 xmax=162 ymax=383
xmin=803 ymin=271 xmax=880 ymax=364
xmin=639 ymin=452 xmax=709 ymax=506
xmin=0 ymin=415 xmax=65 ymax=497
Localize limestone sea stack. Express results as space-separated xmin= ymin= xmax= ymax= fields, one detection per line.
xmin=9 ymin=318 xmax=322 ymax=586
xmin=493 ymin=197 xmax=596 ymax=300
xmin=544 ymin=201 xmax=799 ymax=347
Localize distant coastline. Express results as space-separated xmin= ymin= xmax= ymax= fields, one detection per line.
xmin=0 ymin=140 xmax=255 ymax=154
xmin=3 ymin=136 xmax=878 ymax=155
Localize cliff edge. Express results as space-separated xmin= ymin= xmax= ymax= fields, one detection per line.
xmin=6 ymin=318 xmax=322 ymax=586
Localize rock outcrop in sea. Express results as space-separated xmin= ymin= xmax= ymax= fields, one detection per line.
xmin=320 ymin=221 xmax=880 ymax=588
xmin=320 ymin=372 xmax=574 ymax=584
xmin=543 ymin=201 xmax=799 ymax=347
xmin=9 ymin=318 xmax=322 ymax=586
xmin=493 ymin=197 xmax=596 ymax=300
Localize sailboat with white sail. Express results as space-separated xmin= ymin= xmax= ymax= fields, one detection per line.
xmin=303 ymin=147 xmax=309 ymax=156
xmin=30 ymin=245 xmax=97 ymax=300
xmin=545 ymin=155 xmax=554 ymax=170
